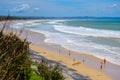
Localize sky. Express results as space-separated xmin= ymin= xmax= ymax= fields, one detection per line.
xmin=0 ymin=0 xmax=120 ymax=17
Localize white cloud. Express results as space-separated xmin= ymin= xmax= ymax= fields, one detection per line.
xmin=34 ymin=8 xmax=39 ymax=10
xmin=12 ymin=4 xmax=30 ymax=12
xmin=111 ymin=4 xmax=117 ymax=7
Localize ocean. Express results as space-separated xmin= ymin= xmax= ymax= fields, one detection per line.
xmin=11 ymin=18 xmax=120 ymax=65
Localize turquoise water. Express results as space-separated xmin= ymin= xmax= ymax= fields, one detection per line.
xmin=11 ymin=19 xmax=120 ymax=65
xmin=64 ymin=19 xmax=120 ymax=31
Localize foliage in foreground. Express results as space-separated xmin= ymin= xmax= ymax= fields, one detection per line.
xmin=30 ymin=69 xmax=44 ymax=80
xmin=0 ymin=15 xmax=65 ymax=80
xmin=30 ymin=61 xmax=43 ymax=80
xmin=37 ymin=60 xmax=65 ymax=80
xmin=0 ymin=31 xmax=31 ymax=80
xmin=0 ymin=30 xmax=65 ymax=80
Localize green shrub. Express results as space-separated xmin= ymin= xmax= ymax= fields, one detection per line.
xmin=30 ymin=69 xmax=44 ymax=80
xmin=0 ymin=31 xmax=31 ymax=80
xmin=37 ymin=60 xmax=65 ymax=80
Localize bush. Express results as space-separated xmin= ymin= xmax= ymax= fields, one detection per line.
xmin=30 ymin=69 xmax=44 ymax=80
xmin=37 ymin=60 xmax=65 ymax=80
xmin=0 ymin=31 xmax=31 ymax=80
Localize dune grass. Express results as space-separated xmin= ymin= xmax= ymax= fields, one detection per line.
xmin=0 ymin=18 xmax=65 ymax=80
xmin=0 ymin=31 xmax=31 ymax=80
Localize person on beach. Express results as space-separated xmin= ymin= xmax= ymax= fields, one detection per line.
xmin=82 ymin=59 xmax=85 ymax=63
xmin=59 ymin=48 xmax=60 ymax=55
xmin=68 ymin=50 xmax=71 ymax=56
xmin=73 ymin=58 xmax=75 ymax=61
xmin=104 ymin=58 xmax=106 ymax=64
xmin=103 ymin=58 xmax=106 ymax=68
xmin=100 ymin=62 xmax=103 ymax=70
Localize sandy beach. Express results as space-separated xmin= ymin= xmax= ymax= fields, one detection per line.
xmin=30 ymin=45 xmax=112 ymax=80
xmin=26 ymin=30 xmax=119 ymax=80
xmin=1 ymin=20 xmax=120 ymax=80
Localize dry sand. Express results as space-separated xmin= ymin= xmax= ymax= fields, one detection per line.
xmin=30 ymin=45 xmax=111 ymax=80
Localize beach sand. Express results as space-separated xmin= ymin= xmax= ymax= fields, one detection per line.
xmin=30 ymin=45 xmax=111 ymax=80
xmin=1 ymin=20 xmax=120 ymax=80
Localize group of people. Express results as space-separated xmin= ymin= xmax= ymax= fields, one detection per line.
xmin=59 ymin=48 xmax=107 ymax=71
xmin=100 ymin=58 xmax=106 ymax=70
xmin=68 ymin=49 xmax=107 ymax=71
xmin=59 ymin=48 xmax=71 ymax=56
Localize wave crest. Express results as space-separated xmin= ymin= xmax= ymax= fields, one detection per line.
xmin=54 ymin=25 xmax=120 ymax=38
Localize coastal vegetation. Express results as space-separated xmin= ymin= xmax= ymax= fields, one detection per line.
xmin=0 ymin=15 xmax=39 ymax=21
xmin=37 ymin=60 xmax=64 ymax=80
xmin=1 ymin=15 xmax=120 ymax=21
xmin=0 ymin=19 xmax=65 ymax=80
xmin=0 ymin=30 xmax=31 ymax=80
xmin=30 ymin=61 xmax=65 ymax=80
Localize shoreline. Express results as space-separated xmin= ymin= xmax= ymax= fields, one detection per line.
xmin=22 ymin=29 xmax=112 ymax=80
xmin=10 ymin=20 xmax=120 ymax=66
xmin=26 ymin=29 xmax=119 ymax=80
xmin=1 ymin=20 xmax=120 ymax=80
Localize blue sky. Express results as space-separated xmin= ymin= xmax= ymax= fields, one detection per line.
xmin=0 ymin=0 xmax=120 ymax=17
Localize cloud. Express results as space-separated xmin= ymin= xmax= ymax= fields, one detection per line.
xmin=12 ymin=4 xmax=30 ymax=12
xmin=34 ymin=8 xmax=39 ymax=11
xmin=111 ymin=4 xmax=117 ymax=7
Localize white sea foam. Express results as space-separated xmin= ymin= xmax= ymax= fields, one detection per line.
xmin=28 ymin=28 xmax=120 ymax=65
xmin=54 ymin=25 xmax=120 ymax=38
xmin=46 ymin=20 xmax=66 ymax=25
xmin=11 ymin=20 xmax=120 ymax=65
xmin=11 ymin=20 xmax=42 ymax=29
